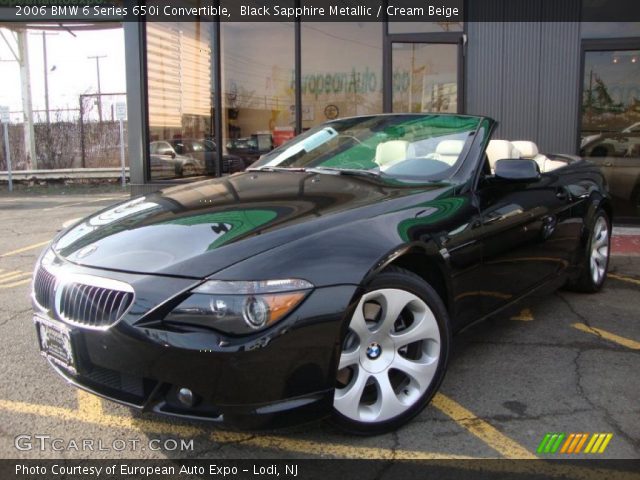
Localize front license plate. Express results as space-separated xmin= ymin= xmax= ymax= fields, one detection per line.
xmin=35 ymin=316 xmax=77 ymax=375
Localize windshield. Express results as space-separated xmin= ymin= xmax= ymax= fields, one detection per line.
xmin=251 ymin=114 xmax=482 ymax=181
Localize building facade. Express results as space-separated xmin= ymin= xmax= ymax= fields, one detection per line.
xmin=123 ymin=1 xmax=640 ymax=223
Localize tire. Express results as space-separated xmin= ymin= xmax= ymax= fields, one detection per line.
xmin=567 ymin=209 xmax=611 ymax=293
xmin=330 ymin=267 xmax=451 ymax=435
xmin=182 ymin=163 xmax=198 ymax=177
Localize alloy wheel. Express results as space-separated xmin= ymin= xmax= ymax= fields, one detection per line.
xmin=590 ymin=216 xmax=609 ymax=285
xmin=334 ymin=288 xmax=441 ymax=423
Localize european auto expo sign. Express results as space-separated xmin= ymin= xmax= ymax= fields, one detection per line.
xmin=292 ymin=68 xmax=411 ymax=99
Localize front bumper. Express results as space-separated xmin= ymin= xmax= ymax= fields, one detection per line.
xmin=33 ymin=261 xmax=358 ymax=429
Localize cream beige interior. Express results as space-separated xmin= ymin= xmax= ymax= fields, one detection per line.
xmin=486 ymin=140 xmax=522 ymax=172
xmin=487 ymin=139 xmax=567 ymax=174
xmin=429 ymin=139 xmax=465 ymax=166
xmin=511 ymin=140 xmax=568 ymax=173
xmin=375 ymin=140 xmax=409 ymax=169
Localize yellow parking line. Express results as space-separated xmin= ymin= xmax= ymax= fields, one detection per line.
xmin=0 ymin=397 xmax=472 ymax=459
xmin=431 ymin=393 xmax=536 ymax=459
xmin=0 ymin=240 xmax=49 ymax=257
xmin=231 ymin=433 xmax=474 ymax=460
xmin=0 ymin=270 xmax=26 ymax=280
xmin=1 ymin=397 xmax=639 ymax=478
xmin=572 ymin=323 xmax=640 ymax=350
xmin=77 ymin=390 xmax=103 ymax=417
xmin=607 ymin=273 xmax=640 ymax=286
xmin=0 ymin=278 xmax=31 ymax=289
xmin=510 ymin=308 xmax=534 ymax=321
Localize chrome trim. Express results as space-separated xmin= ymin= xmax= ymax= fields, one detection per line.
xmin=32 ymin=265 xmax=58 ymax=313
xmin=53 ymin=273 xmax=135 ymax=331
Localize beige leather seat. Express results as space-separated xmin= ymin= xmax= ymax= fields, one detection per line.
xmin=486 ymin=140 xmax=522 ymax=172
xmin=432 ymin=139 xmax=465 ymax=166
xmin=375 ymin=140 xmax=409 ymax=169
xmin=511 ymin=140 xmax=544 ymax=172
xmin=511 ymin=140 xmax=566 ymax=173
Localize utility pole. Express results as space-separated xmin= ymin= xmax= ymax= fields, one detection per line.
xmin=2 ymin=28 xmax=38 ymax=169
xmin=16 ymin=30 xmax=37 ymax=169
xmin=87 ymin=54 xmax=107 ymax=122
xmin=41 ymin=31 xmax=58 ymax=125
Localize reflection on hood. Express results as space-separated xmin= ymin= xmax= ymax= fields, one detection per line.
xmin=161 ymin=210 xmax=278 ymax=250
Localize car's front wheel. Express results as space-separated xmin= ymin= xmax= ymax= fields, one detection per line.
xmin=331 ymin=268 xmax=450 ymax=434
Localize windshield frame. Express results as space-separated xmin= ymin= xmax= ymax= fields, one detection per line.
xmin=251 ymin=114 xmax=487 ymax=183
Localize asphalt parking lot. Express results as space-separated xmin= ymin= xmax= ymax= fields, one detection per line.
xmin=0 ymin=191 xmax=638 ymax=464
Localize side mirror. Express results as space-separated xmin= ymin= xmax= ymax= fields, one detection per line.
xmin=494 ymin=159 xmax=540 ymax=182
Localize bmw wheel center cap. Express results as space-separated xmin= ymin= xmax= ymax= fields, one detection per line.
xmin=366 ymin=342 xmax=382 ymax=360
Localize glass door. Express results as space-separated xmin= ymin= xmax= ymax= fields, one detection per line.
xmin=581 ymin=46 xmax=640 ymax=224
xmin=391 ymin=42 xmax=461 ymax=113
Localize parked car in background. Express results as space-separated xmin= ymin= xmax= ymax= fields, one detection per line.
xmin=149 ymin=141 xmax=200 ymax=178
xmin=581 ymin=122 xmax=640 ymax=220
xmin=226 ymin=134 xmax=273 ymax=167
xmin=581 ymin=122 xmax=640 ymax=157
xmin=170 ymin=139 xmax=245 ymax=175
xmin=32 ymin=114 xmax=612 ymax=434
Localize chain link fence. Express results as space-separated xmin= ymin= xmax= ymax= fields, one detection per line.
xmin=0 ymin=93 xmax=127 ymax=171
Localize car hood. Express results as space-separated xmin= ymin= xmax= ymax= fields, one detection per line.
xmin=52 ymin=172 xmax=447 ymax=278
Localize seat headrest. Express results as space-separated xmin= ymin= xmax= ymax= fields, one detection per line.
xmin=436 ymin=139 xmax=465 ymax=156
xmin=511 ymin=141 xmax=539 ymax=159
xmin=486 ymin=140 xmax=522 ymax=169
xmin=375 ymin=140 xmax=409 ymax=167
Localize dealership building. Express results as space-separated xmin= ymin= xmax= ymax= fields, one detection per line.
xmin=5 ymin=1 xmax=639 ymax=223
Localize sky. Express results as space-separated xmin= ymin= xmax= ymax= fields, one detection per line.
xmin=0 ymin=27 xmax=126 ymax=122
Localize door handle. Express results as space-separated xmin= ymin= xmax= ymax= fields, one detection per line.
xmin=483 ymin=214 xmax=502 ymax=225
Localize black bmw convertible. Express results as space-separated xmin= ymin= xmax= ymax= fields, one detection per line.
xmin=32 ymin=114 xmax=611 ymax=434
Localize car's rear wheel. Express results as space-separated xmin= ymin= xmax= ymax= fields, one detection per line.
xmin=567 ymin=209 xmax=611 ymax=293
xmin=331 ymin=268 xmax=450 ymax=434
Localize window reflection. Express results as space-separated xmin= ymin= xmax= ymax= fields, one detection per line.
xmin=392 ymin=43 xmax=458 ymax=113
xmin=301 ymin=23 xmax=383 ymax=129
xmin=221 ymin=22 xmax=295 ymax=168
xmin=146 ymin=22 xmax=214 ymax=180
xmin=581 ymin=50 xmax=640 ymax=223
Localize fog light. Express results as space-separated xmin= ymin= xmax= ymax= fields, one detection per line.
xmin=177 ymin=387 xmax=194 ymax=407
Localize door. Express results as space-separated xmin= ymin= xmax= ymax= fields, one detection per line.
xmin=473 ymin=161 xmax=576 ymax=316
xmin=390 ymin=42 xmax=462 ymax=113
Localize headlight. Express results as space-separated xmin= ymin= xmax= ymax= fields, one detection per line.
xmin=164 ymin=279 xmax=313 ymax=335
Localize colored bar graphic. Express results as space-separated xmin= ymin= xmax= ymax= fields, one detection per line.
xmin=550 ymin=433 xmax=565 ymax=453
xmin=585 ymin=433 xmax=614 ymax=454
xmin=560 ymin=433 xmax=575 ymax=453
xmin=574 ymin=433 xmax=589 ymax=453
xmin=539 ymin=433 xmax=613 ymax=455
xmin=537 ymin=433 xmax=552 ymax=454
xmin=584 ymin=433 xmax=598 ymax=453
xmin=537 ymin=433 xmax=566 ymax=454
xmin=567 ymin=433 xmax=582 ymax=453
xmin=598 ymin=433 xmax=613 ymax=453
